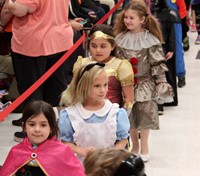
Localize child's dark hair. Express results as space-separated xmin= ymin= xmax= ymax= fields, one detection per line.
xmin=88 ymin=24 xmax=117 ymax=56
xmin=114 ymin=1 xmax=164 ymax=43
xmin=22 ymin=100 xmax=59 ymax=138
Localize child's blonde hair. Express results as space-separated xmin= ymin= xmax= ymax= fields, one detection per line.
xmin=60 ymin=62 xmax=105 ymax=106
xmin=114 ymin=1 xmax=164 ymax=43
xmin=83 ymin=148 xmax=145 ymax=176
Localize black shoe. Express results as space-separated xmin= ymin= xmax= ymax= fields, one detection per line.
xmin=178 ymin=77 xmax=186 ymax=88
xmin=138 ymin=131 xmax=141 ymax=139
xmin=158 ymin=104 xmax=164 ymax=115
xmin=12 ymin=117 xmax=22 ymax=126
xmin=14 ymin=131 xmax=26 ymax=142
xmin=183 ymin=36 xmax=190 ymax=51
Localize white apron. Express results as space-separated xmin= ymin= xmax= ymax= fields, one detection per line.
xmin=66 ymin=100 xmax=119 ymax=162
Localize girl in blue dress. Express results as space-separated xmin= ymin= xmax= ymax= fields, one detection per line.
xmin=58 ymin=62 xmax=130 ymax=162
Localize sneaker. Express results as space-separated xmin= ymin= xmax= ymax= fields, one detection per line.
xmin=191 ymin=24 xmax=196 ymax=32
xmin=183 ymin=36 xmax=190 ymax=51
xmin=12 ymin=117 xmax=22 ymax=126
xmin=178 ymin=77 xmax=186 ymax=88
xmin=158 ymin=104 xmax=164 ymax=115
xmin=140 ymin=154 xmax=150 ymax=162
xmin=195 ymin=35 xmax=200 ymax=45
xmin=138 ymin=131 xmax=141 ymax=139
xmin=158 ymin=110 xmax=164 ymax=115
xmin=14 ymin=131 xmax=26 ymax=142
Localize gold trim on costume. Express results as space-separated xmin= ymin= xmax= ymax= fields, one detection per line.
xmin=90 ymin=31 xmax=114 ymax=40
xmin=124 ymin=102 xmax=133 ymax=109
xmin=27 ymin=159 xmax=39 ymax=167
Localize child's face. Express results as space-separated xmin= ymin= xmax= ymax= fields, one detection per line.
xmin=124 ymin=9 xmax=145 ymax=33
xmin=87 ymin=70 xmax=108 ymax=103
xmin=89 ymin=38 xmax=115 ymax=63
xmin=24 ymin=113 xmax=51 ymax=145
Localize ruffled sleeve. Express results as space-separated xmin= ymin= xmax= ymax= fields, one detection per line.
xmin=58 ymin=109 xmax=75 ymax=142
xmin=117 ymin=59 xmax=134 ymax=86
xmin=116 ymin=30 xmax=174 ymax=104
xmin=116 ymin=108 xmax=130 ymax=140
xmin=73 ymin=56 xmax=84 ymax=74
xmin=148 ymin=44 xmax=169 ymax=80
xmin=148 ymin=45 xmax=174 ymax=104
xmin=148 ymin=44 xmax=166 ymax=63
xmin=73 ymin=56 xmax=93 ymax=74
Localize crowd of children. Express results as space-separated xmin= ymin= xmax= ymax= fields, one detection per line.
xmin=0 ymin=0 xmax=198 ymax=175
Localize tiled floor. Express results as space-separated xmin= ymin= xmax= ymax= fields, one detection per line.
xmin=0 ymin=31 xmax=200 ymax=175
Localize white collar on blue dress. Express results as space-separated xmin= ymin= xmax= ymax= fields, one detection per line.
xmin=75 ymin=99 xmax=113 ymax=119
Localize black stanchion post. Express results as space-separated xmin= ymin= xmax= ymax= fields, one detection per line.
xmin=83 ymin=27 xmax=91 ymax=57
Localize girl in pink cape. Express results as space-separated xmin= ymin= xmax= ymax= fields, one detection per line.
xmin=0 ymin=101 xmax=85 ymax=176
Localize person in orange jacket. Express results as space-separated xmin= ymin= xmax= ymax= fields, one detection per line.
xmin=176 ymin=0 xmax=190 ymax=51
xmin=166 ymin=0 xmax=187 ymax=87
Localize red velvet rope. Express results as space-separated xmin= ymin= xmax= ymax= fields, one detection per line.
xmin=0 ymin=0 xmax=124 ymax=122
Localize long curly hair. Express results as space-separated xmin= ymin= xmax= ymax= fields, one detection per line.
xmin=114 ymin=1 xmax=163 ymax=43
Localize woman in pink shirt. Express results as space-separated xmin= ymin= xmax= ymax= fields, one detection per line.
xmin=8 ymin=0 xmax=73 ymax=107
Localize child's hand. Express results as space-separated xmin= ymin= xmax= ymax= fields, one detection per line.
xmin=79 ymin=146 xmax=96 ymax=157
xmin=88 ymin=11 xmax=96 ymax=19
xmin=165 ymin=52 xmax=174 ymax=60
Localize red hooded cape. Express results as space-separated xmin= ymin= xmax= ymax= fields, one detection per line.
xmin=0 ymin=137 xmax=85 ymax=176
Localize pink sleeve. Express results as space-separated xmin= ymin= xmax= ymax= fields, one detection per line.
xmin=16 ymin=0 xmax=38 ymax=10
